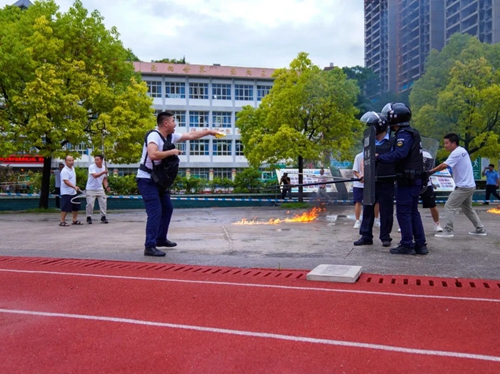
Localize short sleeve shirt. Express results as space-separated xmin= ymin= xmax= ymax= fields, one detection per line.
xmin=60 ymin=166 xmax=77 ymax=196
xmin=485 ymin=170 xmax=499 ymax=185
xmin=86 ymin=163 xmax=106 ymax=190
xmin=352 ymin=152 xmax=364 ymax=188
xmin=136 ymin=130 xmax=182 ymax=179
xmin=444 ymin=146 xmax=475 ymax=188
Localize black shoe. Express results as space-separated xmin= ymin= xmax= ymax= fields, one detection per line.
xmin=390 ymin=244 xmax=416 ymax=255
xmin=415 ymin=245 xmax=429 ymax=255
xmin=353 ymin=238 xmax=373 ymax=246
xmin=156 ymin=239 xmax=177 ymax=248
xmin=144 ymin=247 xmax=166 ymax=257
xmin=86 ymin=217 xmax=92 ymax=224
xmin=100 ymin=216 xmax=108 ymax=224
xmin=382 ymin=240 xmax=391 ymax=247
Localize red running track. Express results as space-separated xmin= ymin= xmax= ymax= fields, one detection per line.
xmin=0 ymin=256 xmax=499 ymax=373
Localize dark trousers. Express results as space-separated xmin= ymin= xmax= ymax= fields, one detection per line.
xmin=485 ymin=185 xmax=500 ymax=202
xmin=360 ymin=182 xmax=394 ymax=242
xmin=54 ymin=187 xmax=61 ymax=209
xmin=396 ymin=182 xmax=426 ymax=248
xmin=137 ymin=178 xmax=173 ymax=249
xmin=281 ymin=186 xmax=290 ymax=199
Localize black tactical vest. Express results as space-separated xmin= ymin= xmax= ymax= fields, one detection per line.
xmin=394 ymin=127 xmax=423 ymax=180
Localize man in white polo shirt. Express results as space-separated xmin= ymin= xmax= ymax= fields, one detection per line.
xmin=85 ymin=154 xmax=110 ymax=224
xmin=430 ymin=133 xmax=486 ymax=237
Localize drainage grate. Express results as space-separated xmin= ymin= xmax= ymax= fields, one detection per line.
xmin=0 ymin=256 xmax=499 ymax=290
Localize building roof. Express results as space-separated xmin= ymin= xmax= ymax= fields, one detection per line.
xmin=12 ymin=0 xmax=33 ymax=9
xmin=134 ymin=62 xmax=276 ymax=80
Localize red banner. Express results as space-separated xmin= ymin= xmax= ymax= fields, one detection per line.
xmin=0 ymin=155 xmax=44 ymax=164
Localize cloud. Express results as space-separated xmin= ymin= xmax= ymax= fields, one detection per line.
xmin=0 ymin=0 xmax=364 ymax=69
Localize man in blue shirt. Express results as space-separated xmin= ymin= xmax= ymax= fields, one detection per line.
xmin=376 ymin=103 xmax=427 ymax=255
xmin=482 ymin=164 xmax=500 ymax=205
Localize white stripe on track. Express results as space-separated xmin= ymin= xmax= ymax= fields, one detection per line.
xmin=1 ymin=268 xmax=499 ymax=303
xmin=1 ymin=308 xmax=499 ymax=363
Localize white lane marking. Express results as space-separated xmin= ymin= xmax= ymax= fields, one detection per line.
xmin=1 ymin=308 xmax=499 ymax=363
xmin=0 ymin=268 xmax=499 ymax=304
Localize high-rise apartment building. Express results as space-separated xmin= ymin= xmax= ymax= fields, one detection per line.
xmin=365 ymin=0 xmax=500 ymax=94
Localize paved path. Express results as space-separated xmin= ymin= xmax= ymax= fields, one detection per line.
xmin=1 ymin=205 xmax=499 ymax=279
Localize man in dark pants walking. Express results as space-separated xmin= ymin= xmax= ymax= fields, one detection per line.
xmin=376 ymin=103 xmax=428 ymax=255
xmin=354 ymin=112 xmax=395 ymax=248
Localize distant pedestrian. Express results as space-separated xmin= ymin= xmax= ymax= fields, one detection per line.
xmin=280 ymin=172 xmax=291 ymax=200
xmin=85 ymin=155 xmax=110 ymax=224
xmin=59 ymin=155 xmax=82 ymax=226
xmin=315 ymin=168 xmax=331 ymax=203
xmin=52 ymin=162 xmax=64 ymax=209
xmin=482 ymin=164 xmax=500 ymax=205
xmin=431 ymin=133 xmax=486 ymax=237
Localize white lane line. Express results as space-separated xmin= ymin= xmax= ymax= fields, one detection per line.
xmin=1 ymin=268 xmax=499 ymax=304
xmin=1 ymin=308 xmax=499 ymax=363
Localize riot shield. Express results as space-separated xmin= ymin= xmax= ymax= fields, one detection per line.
xmin=362 ymin=126 xmax=376 ymax=206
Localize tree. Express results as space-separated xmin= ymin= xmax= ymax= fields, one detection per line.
xmin=236 ymin=52 xmax=361 ymax=201
xmin=0 ymin=0 xmax=154 ymax=208
xmin=342 ymin=66 xmax=380 ymax=117
xmin=410 ymin=34 xmax=500 ymax=158
xmin=153 ymin=57 xmax=187 ymax=64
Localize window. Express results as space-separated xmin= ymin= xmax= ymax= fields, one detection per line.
xmin=64 ymin=142 xmax=90 ymax=155
xmin=235 ymin=84 xmax=254 ymax=101
xmin=189 ymin=111 xmax=209 ymax=127
xmin=213 ymin=140 xmax=232 ymax=156
xmin=257 ymin=85 xmax=271 ymax=100
xmin=171 ymin=111 xmax=186 ymax=127
xmin=189 ymin=168 xmax=210 ymax=180
xmin=165 ymin=82 xmax=186 ymax=98
xmin=189 ymin=82 xmax=208 ymax=99
xmin=146 ymin=81 xmax=162 ymax=98
xmin=177 ymin=142 xmax=186 ymax=153
xmin=213 ymin=168 xmax=233 ymax=179
xmin=212 ymin=111 xmax=232 ymax=128
xmin=212 ymin=83 xmax=231 ymax=100
xmin=189 ymin=140 xmax=210 ymax=155
xmin=235 ymin=140 xmax=244 ymax=156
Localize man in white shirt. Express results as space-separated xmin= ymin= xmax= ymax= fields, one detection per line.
xmin=430 ymin=133 xmax=486 ymax=237
xmin=59 ymin=155 xmax=82 ymax=226
xmin=352 ymin=152 xmax=368 ymax=228
xmin=85 ymin=155 xmax=110 ymax=224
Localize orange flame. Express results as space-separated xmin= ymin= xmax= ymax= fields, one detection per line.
xmin=487 ymin=206 xmax=500 ymax=215
xmin=234 ymin=207 xmax=324 ymax=225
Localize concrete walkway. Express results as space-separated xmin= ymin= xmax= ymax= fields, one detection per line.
xmin=1 ymin=204 xmax=499 ymax=280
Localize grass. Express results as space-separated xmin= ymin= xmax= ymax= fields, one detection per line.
xmin=279 ymin=202 xmax=310 ymax=209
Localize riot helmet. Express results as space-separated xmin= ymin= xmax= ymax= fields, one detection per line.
xmin=360 ymin=111 xmax=388 ymax=135
xmin=381 ymin=102 xmax=411 ymax=126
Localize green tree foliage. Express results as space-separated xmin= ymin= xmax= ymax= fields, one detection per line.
xmin=410 ymin=34 xmax=500 ymax=158
xmin=236 ymin=52 xmax=361 ymax=201
xmin=153 ymin=57 xmax=187 ymax=64
xmin=342 ymin=65 xmax=380 ymax=116
xmin=0 ymin=0 xmax=154 ymax=208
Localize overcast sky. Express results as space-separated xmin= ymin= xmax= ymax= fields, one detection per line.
xmin=1 ymin=0 xmax=365 ymax=69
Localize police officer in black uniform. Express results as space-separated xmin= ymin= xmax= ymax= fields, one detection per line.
xmin=376 ymin=103 xmax=428 ymax=255
xmin=354 ymin=112 xmax=395 ymax=247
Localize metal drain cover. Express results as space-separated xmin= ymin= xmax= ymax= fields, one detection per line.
xmin=306 ymin=264 xmax=362 ymax=283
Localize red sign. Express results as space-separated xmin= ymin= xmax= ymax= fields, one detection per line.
xmin=0 ymin=155 xmax=44 ymax=164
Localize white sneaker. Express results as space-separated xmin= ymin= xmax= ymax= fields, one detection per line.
xmin=374 ymin=218 xmax=381 ymax=228
xmin=397 ymin=227 xmax=401 ymax=232
xmin=468 ymin=228 xmax=487 ymax=236
xmin=435 ymin=230 xmax=454 ymax=238
xmin=353 ymin=220 xmax=361 ymax=229
xmin=434 ymin=224 xmax=443 ymax=232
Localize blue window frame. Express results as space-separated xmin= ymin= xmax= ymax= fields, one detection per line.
xmin=165 ymin=82 xmax=186 ymax=98
xmin=189 ymin=83 xmax=208 ymax=99
xmin=212 ymin=83 xmax=232 ymax=100
xmin=235 ymin=84 xmax=254 ymax=101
